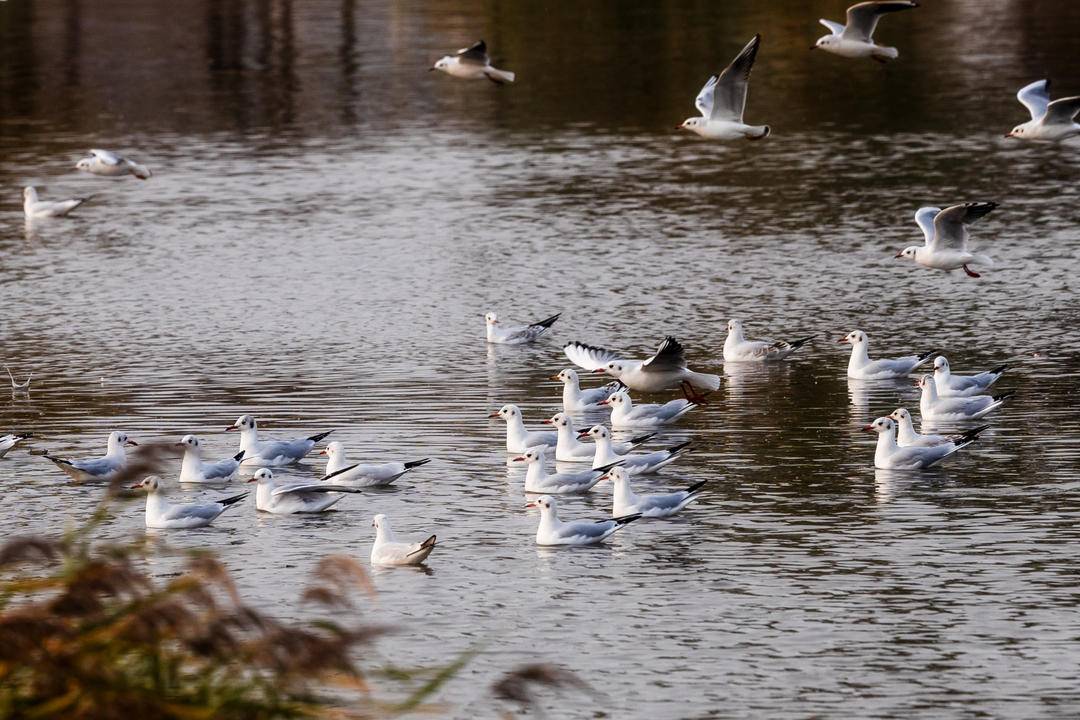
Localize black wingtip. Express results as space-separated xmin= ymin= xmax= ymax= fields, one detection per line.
xmin=14 ymin=432 xmax=32 ymax=439
xmin=959 ymin=425 xmax=991 ymax=442
xmin=531 ymin=313 xmax=561 ymax=330
xmin=612 ymin=513 xmax=643 ymax=526
xmin=789 ymin=336 xmax=814 ymax=349
xmin=992 ymin=391 xmax=1016 ymax=402
xmin=917 ymin=350 xmax=937 ymax=362
xmin=665 ymin=440 xmax=692 ymax=454
xmin=307 ymin=430 xmax=334 ymax=443
xmin=685 ymin=479 xmax=708 ymax=494
xmin=593 ymin=460 xmax=625 ymax=475
xmin=219 ymin=491 xmax=250 ymax=506
xmin=988 ymin=364 xmax=1009 ymax=375
xmin=232 ymin=450 xmax=246 ymax=462
xmin=628 ymin=433 xmax=655 ymax=446
xmin=404 ymin=458 xmax=431 ymax=469
xmin=43 ymin=454 xmax=74 ymax=467
xmin=420 ymin=534 xmax=437 ymax=549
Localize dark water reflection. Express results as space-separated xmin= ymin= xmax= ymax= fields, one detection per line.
xmin=2 ymin=0 xmax=1080 ymax=717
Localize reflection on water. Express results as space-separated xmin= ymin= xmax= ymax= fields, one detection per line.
xmin=2 ymin=0 xmax=1080 ymax=716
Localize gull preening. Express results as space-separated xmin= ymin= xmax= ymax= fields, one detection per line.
xmin=431 ymin=40 xmax=515 ymax=84
xmin=895 ymin=203 xmax=998 ymax=278
xmin=320 ymin=441 xmax=430 ymax=487
xmin=679 ymin=34 xmax=769 ymax=141
xmin=371 ymin=514 xmax=436 ymax=566
xmin=1007 ymin=79 xmax=1080 ymax=141
xmin=43 ymin=431 xmax=137 ymax=482
xmin=23 ymin=187 xmax=89 ymax=219
xmin=225 ymin=415 xmax=333 ymax=466
xmin=544 ymin=412 xmax=653 ymax=463
xmin=178 ymin=435 xmax=245 ymax=483
xmin=840 ymin=330 xmax=934 ymax=380
xmin=0 ymin=432 xmax=31 ymax=458
xmin=888 ymin=408 xmax=989 ymax=448
xmin=564 ymin=336 xmax=720 ymax=402
xmin=490 ymin=404 xmax=558 ymax=454
xmin=933 ymin=356 xmax=1008 ymax=397
xmin=485 ymin=311 xmax=560 ymax=345
xmin=580 ymin=424 xmax=689 ymax=475
xmin=917 ymin=375 xmax=1014 ymax=421
xmin=131 ymin=476 xmax=248 ymax=529
xmin=512 ymin=446 xmax=621 ymax=494
xmin=75 ymin=149 xmax=152 ymax=180
xmin=813 ymin=1 xmax=918 ymax=62
xmin=5 ymin=365 xmax=31 ymax=392
xmin=863 ymin=416 xmax=983 ymax=470
xmin=599 ymin=391 xmax=697 ymax=428
xmin=552 ymin=369 xmax=620 ymax=412
xmin=527 ymin=494 xmax=642 ymax=547
xmin=248 ymin=467 xmax=362 ymax=514
xmin=603 ymin=466 xmax=707 ymax=518
xmin=723 ymin=319 xmax=813 ymax=362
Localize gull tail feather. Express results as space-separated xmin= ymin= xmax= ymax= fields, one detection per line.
xmin=218 ymin=492 xmax=250 ymax=507
xmin=484 ymin=68 xmax=515 ymax=84
xmin=131 ymin=163 xmax=152 ymax=180
xmin=971 ymin=253 xmax=994 ymax=267
xmin=529 ymin=313 xmax=561 ymax=330
xmin=686 ymin=371 xmax=720 ymax=392
xmin=746 ymin=125 xmax=770 ymax=141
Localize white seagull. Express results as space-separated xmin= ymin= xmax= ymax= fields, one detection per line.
xmin=678 ymin=34 xmax=770 ymax=141
xmin=247 ymin=467 xmax=362 ymax=514
xmin=23 ymin=187 xmax=89 ymax=219
xmin=813 ymin=1 xmax=918 ymax=62
xmin=603 ymin=466 xmax=707 ymax=518
xmin=862 ymin=416 xmax=983 ymax=470
xmin=551 ymin=368 xmax=621 ymax=412
xmin=723 ymin=319 xmax=813 ymax=362
xmin=490 ymin=404 xmax=558 ymax=454
xmin=888 ymin=408 xmax=989 ymax=448
xmin=5 ymin=364 xmax=31 ymax=392
xmin=225 ymin=415 xmax=332 ymax=466
xmin=75 ymin=149 xmax=152 ymax=180
xmin=933 ymin=356 xmax=1008 ymax=397
xmin=1007 ymin=79 xmax=1080 ymax=141
xmin=320 ymin=441 xmax=429 ymax=487
xmin=178 ymin=435 xmax=245 ymax=484
xmin=0 ymin=432 xmax=31 ymax=458
xmin=839 ymin=330 xmax=934 ymax=380
xmin=917 ymin=375 xmax=1014 ymax=421
xmin=599 ymin=391 xmax=697 ymax=428
xmin=544 ymin=412 xmax=654 ymax=463
xmin=371 ymin=514 xmax=437 ymax=566
xmin=485 ymin=311 xmax=560 ymax=345
xmin=581 ymin=424 xmax=690 ymax=475
xmin=895 ymin=202 xmax=998 ymax=278
xmin=43 ymin=431 xmax=137 ymax=482
xmin=130 ymin=476 xmax=249 ymax=529
xmin=512 ymin=445 xmax=622 ymax=494
xmin=527 ymin=494 xmax=642 ymax=547
xmin=564 ymin=336 xmax=720 ymax=403
xmin=431 ymin=40 xmax=515 ymax=84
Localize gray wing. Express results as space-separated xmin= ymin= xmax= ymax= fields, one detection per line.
xmin=930 ymin=203 xmax=997 ymax=252
xmin=819 ymin=19 xmax=845 ymax=35
xmin=843 ymin=1 xmax=917 ymax=42
xmin=90 ymin=148 xmax=123 ymax=165
xmin=637 ymin=491 xmax=688 ymax=512
xmin=914 ymin=206 xmax=940 ymax=245
xmin=709 ymin=34 xmax=760 ymax=123
xmin=162 ymin=503 xmax=224 ymax=522
xmin=272 ymin=482 xmax=362 ymax=497
xmin=201 ymin=458 xmax=238 ymax=479
xmin=1016 ymin=79 xmax=1051 ymax=120
xmin=641 ymin=337 xmax=687 ymax=373
xmin=456 ymin=40 xmax=489 ymax=66
xmin=694 ymin=75 xmax=718 ymax=118
xmin=71 ymin=457 xmax=117 ymax=477
xmin=1045 ymin=96 xmax=1080 ymax=124
xmin=556 ymin=520 xmax=615 ymax=540
xmin=564 ymin=341 xmax=623 ymax=371
xmin=259 ymin=439 xmax=313 ymax=459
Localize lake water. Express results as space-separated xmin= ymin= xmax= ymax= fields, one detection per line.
xmin=2 ymin=0 xmax=1079 ymax=717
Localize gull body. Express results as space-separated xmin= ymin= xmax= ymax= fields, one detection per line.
xmin=723 ymin=319 xmax=812 ymax=362
xmin=23 ymin=187 xmax=88 ymax=218
xmin=226 ymin=415 xmax=332 ymax=466
xmin=895 ymin=202 xmax=997 ymax=278
xmin=552 ymin=369 xmax=620 ymax=412
xmin=320 ymin=441 xmax=429 ymax=487
xmin=604 ymin=466 xmax=706 ymax=518
xmin=512 ymin=446 xmax=621 ymax=494
xmin=178 ymin=435 xmax=244 ymax=483
xmin=933 ymin=356 xmax=1007 ymax=397
xmin=679 ymin=34 xmax=769 ymax=141
xmin=44 ymin=431 xmax=137 ymax=482
xmin=564 ymin=336 xmax=719 ymax=401
xmin=75 ymin=149 xmax=151 ymax=179
xmin=545 ymin=412 xmax=653 ymax=463
xmin=431 ymin=40 xmax=515 ymax=84
xmin=600 ymin=391 xmax=696 ymax=428
xmin=131 ymin=476 xmax=248 ymax=529
xmin=527 ymin=494 xmax=642 ymax=547
xmin=582 ymin=425 xmax=689 ymax=475
xmin=888 ymin=408 xmax=989 ymax=448
xmin=917 ymin=375 xmax=1013 ymax=422
xmin=5 ymin=365 xmax=31 ymax=392
xmin=840 ymin=330 xmax=933 ymax=380
xmin=248 ymin=467 xmax=361 ymax=514
xmin=491 ymin=404 xmax=557 ymax=454
xmin=371 ymin=514 xmax=436 ymax=566
xmin=1007 ymin=79 xmax=1080 ymax=141
xmin=863 ymin=416 xmax=980 ymax=470
xmin=485 ymin=311 xmax=560 ymax=345
xmin=813 ymin=1 xmax=918 ymax=62
xmin=0 ymin=432 xmax=31 ymax=458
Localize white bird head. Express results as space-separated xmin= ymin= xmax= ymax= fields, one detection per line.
xmin=888 ymin=408 xmax=912 ymax=424
xmin=678 ymin=117 xmax=706 ymax=132
xmin=839 ymin=330 xmax=867 ymax=346
xmin=371 ymin=513 xmax=388 ymax=529
xmin=813 ymin=34 xmax=838 ymax=50
xmin=431 ymin=56 xmax=453 ymax=73
xmin=22 ymin=186 xmax=37 ymax=201
xmin=321 ymin=441 xmax=345 ymax=458
xmin=727 ymin=319 xmax=744 ymax=335
xmin=598 ymin=391 xmax=630 ymax=409
xmin=599 ymin=466 xmax=629 ymax=485
xmin=226 ymin=415 xmax=256 ymax=433
xmin=895 ymin=245 xmax=920 ymax=261
xmin=933 ymin=356 xmax=950 ymax=373
xmin=598 ymin=361 xmax=627 ymax=379
xmin=1005 ymin=123 xmax=1028 ymax=139
xmin=484 ymin=312 xmax=499 ymax=326
xmin=525 ymin=494 xmax=557 ymax=516
xmin=108 ymin=431 xmax=138 ymax=453
xmin=130 ymin=475 xmax=162 ymax=493
xmin=915 ymin=374 xmax=935 ymax=391
xmin=579 ymin=424 xmax=609 ymax=441
xmin=179 ymin=434 xmax=201 ymax=453
xmin=247 ymin=467 xmax=274 ymax=484
xmin=552 ymin=368 xmax=578 ymax=384
xmin=861 ymin=417 xmax=896 ymax=435
xmin=75 ymin=157 xmax=93 ymax=171
xmin=543 ymin=412 xmax=572 ymax=429
xmin=489 ymin=404 xmax=519 ymax=422
xmin=512 ymin=445 xmax=548 ymax=464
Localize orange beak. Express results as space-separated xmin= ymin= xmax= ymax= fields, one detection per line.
xmin=525 ymin=501 xmax=537 ymax=508
xmin=225 ymin=426 xmax=238 ymax=432
xmin=593 ymin=368 xmax=606 ymax=374
xmin=512 ymin=456 xmax=526 ymax=462
xmin=126 ymin=439 xmax=139 ymax=447
xmin=488 ymin=411 xmax=501 ymax=419
xmin=860 ymin=424 xmax=875 ymax=433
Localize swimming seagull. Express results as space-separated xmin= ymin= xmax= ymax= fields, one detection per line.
xmin=863 ymin=416 xmax=984 ymax=470
xmin=320 ymin=441 xmax=430 ymax=487
xmin=512 ymin=445 xmax=622 ymax=494
xmin=678 ymin=34 xmax=770 ymax=141
xmin=130 ymin=476 xmax=249 ymax=529
xmin=916 ymin=375 xmax=1013 ymax=421
xmin=813 ymin=1 xmax=918 ymax=62
xmin=598 ymin=391 xmax=697 ymax=428
xmin=551 ymin=369 xmax=621 ymax=412
xmin=723 ymin=319 xmax=813 ymax=362
xmin=526 ymin=494 xmax=642 ymax=547
xmin=485 ymin=311 xmax=560 ymax=345
xmin=933 ymin=356 xmax=1008 ymax=397
xmin=247 ymin=467 xmax=362 ymax=514
xmin=888 ymin=408 xmax=989 ymax=448
xmin=1007 ymin=79 xmax=1080 ymax=141
xmin=544 ymin=412 xmax=654 ymax=463
xmin=895 ymin=203 xmax=998 ymax=278
xmin=0 ymin=432 xmax=31 ymax=458
xmin=75 ymin=149 xmax=152 ymax=180
xmin=178 ymin=435 xmax=245 ymax=483
xmin=431 ymin=40 xmax=515 ymax=84
xmin=23 ymin=187 xmax=89 ymax=219
xmin=490 ymin=404 xmax=558 ymax=453
xmin=43 ymin=431 xmax=138 ymax=482
xmin=839 ymin=330 xmax=934 ymax=380
xmin=371 ymin=514 xmax=437 ymax=566
xmin=564 ymin=336 xmax=720 ymax=403
xmin=4 ymin=365 xmax=31 ymax=392
xmin=602 ymin=466 xmax=707 ymax=518
xmin=580 ymin=425 xmax=689 ymax=475
xmin=225 ymin=415 xmax=333 ymax=466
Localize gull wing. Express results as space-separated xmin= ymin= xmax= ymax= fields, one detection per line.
xmin=695 ymin=75 xmax=718 ymax=119
xmin=90 ymin=149 xmax=123 ymax=165
xmin=914 ymin=206 xmax=941 ymax=245
xmin=1016 ymin=79 xmax=1051 ymax=120
xmin=709 ymin=34 xmax=761 ymax=123
xmin=930 ymin=202 xmax=997 ymax=253
xmin=563 ymin=341 xmax=622 ymax=371
xmin=819 ymin=19 xmax=845 ymax=35
xmin=641 ymin=336 xmax=688 ymax=373
xmin=843 ymin=1 xmax=917 ymax=43
xmin=456 ymin=40 xmax=489 ymax=65
xmin=1045 ymin=95 xmax=1080 ymax=124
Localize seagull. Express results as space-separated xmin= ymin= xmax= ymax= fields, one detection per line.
xmin=839 ymin=330 xmax=934 ymax=380
xmin=512 ymin=445 xmax=622 ymax=494
xmin=580 ymin=425 xmax=689 ymax=475
xmin=812 ymin=1 xmax=918 ymax=62
xmin=552 ymin=369 xmax=621 ymax=412
xmin=602 ymin=466 xmax=707 ymax=518
xmin=23 ymin=187 xmax=89 ymax=219
xmin=888 ymin=408 xmax=989 ymax=448
xmin=490 ymin=404 xmax=558 ymax=454
xmin=895 ymin=203 xmax=998 ymax=278
xmin=431 ymin=40 xmax=515 ymax=84
xmin=526 ymin=494 xmax=642 ymax=547
xmin=319 ymin=441 xmax=430 ymax=487
xmin=4 ymin=365 xmax=31 ymax=392
xmin=723 ymin=319 xmax=813 ymax=362
xmin=563 ymin=336 xmax=720 ymax=403
xmin=75 ymin=149 xmax=152 ymax=180
xmin=1007 ymin=79 xmax=1080 ymax=141
xmin=43 ymin=431 xmax=137 ymax=482
xmin=862 ymin=416 xmax=983 ymax=470
xmin=933 ymin=356 xmax=1007 ymax=397
xmin=678 ymin=34 xmax=770 ymax=141
xmin=0 ymin=432 xmax=31 ymax=458
xmin=485 ymin=311 xmax=560 ymax=345
xmin=225 ymin=415 xmax=332 ymax=466
xmin=130 ymin=476 xmax=248 ymax=529
xmin=916 ymin=375 xmax=1014 ymax=421
xmin=247 ymin=467 xmax=362 ymax=514
xmin=178 ymin=435 xmax=245 ymax=483
xmin=371 ymin=514 xmax=437 ymax=566
xmin=543 ymin=412 xmax=654 ymax=463
xmin=598 ymin=391 xmax=697 ymax=428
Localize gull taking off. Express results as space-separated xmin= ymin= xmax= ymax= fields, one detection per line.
xmin=23 ymin=187 xmax=89 ymax=218
xmin=933 ymin=356 xmax=1008 ymax=397
xmin=581 ymin=425 xmax=689 ymax=475
xmin=431 ymin=40 xmax=515 ymax=84
xmin=248 ymin=467 xmax=362 ymax=514
xmin=178 ymin=435 xmax=245 ymax=483
xmin=485 ymin=311 xmax=560 ymax=345
xmin=603 ymin=466 xmax=706 ymax=518
xmin=863 ymin=416 xmax=983 ymax=470
xmin=888 ymin=408 xmax=989 ymax=448
xmin=679 ymin=34 xmax=769 ymax=141
xmin=320 ymin=441 xmax=430 ymax=487
xmin=0 ymin=432 xmax=31 ymax=458
xmin=491 ymin=404 xmax=558 ymax=453
xmin=131 ymin=476 xmax=248 ymax=529
xmin=895 ymin=203 xmax=998 ymax=278
xmin=564 ymin=336 xmax=719 ymax=402
xmin=723 ymin=319 xmax=813 ymax=362
xmin=544 ymin=412 xmax=653 ymax=463
xmin=813 ymin=1 xmax=918 ymax=62
xmin=840 ymin=330 xmax=933 ymax=380
xmin=371 ymin=514 xmax=437 ymax=566
xmin=75 ymin=149 xmax=152 ymax=179
xmin=599 ymin=391 xmax=697 ymax=428
xmin=1007 ymin=80 xmax=1080 ymax=141
xmin=43 ymin=431 xmax=137 ymax=482
xmin=527 ymin=494 xmax=642 ymax=547
xmin=512 ymin=446 xmax=622 ymax=494
xmin=5 ymin=365 xmax=31 ymax=392
xmin=917 ymin=375 xmax=1014 ymax=421
xmin=226 ymin=415 xmax=333 ymax=466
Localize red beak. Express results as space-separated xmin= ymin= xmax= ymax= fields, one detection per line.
xmin=125 ymin=439 xmax=139 ymax=447
xmin=129 ymin=482 xmax=142 ymax=489
xmin=488 ymin=411 xmax=501 ymax=419
xmin=577 ymin=430 xmax=590 ymax=438
xmin=860 ymin=424 xmax=875 ymax=433
xmin=319 ymin=449 xmax=328 ymax=455
xmin=597 ymin=399 xmax=610 ymax=406
xmin=246 ymin=477 xmax=257 ymax=483
xmin=525 ymin=501 xmax=537 ymax=508
xmin=894 ymin=251 xmax=904 ymax=258
xmin=512 ymin=456 xmax=526 ymax=462
xmin=541 ymin=419 xmax=553 ymax=425
xmin=837 ymin=338 xmax=848 ymax=343
xmin=593 ymin=368 xmax=606 ymax=374
xmin=225 ymin=426 xmax=238 ymax=432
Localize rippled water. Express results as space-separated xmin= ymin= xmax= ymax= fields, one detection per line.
xmin=2 ymin=0 xmax=1080 ymax=716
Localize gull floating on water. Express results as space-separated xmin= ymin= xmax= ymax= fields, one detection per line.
xmin=599 ymin=390 xmax=697 ymax=428
xmin=917 ymin=375 xmax=1013 ymax=421
xmin=23 ymin=186 xmax=89 ymax=219
xmin=840 ymin=330 xmax=933 ymax=380
xmin=679 ymin=34 xmax=770 ymax=141
xmin=226 ymin=415 xmax=333 ymax=466
xmin=888 ymin=408 xmax=989 ymax=448
xmin=320 ymin=441 xmax=430 ymax=487
xmin=895 ymin=202 xmax=998 ymax=278
xmin=43 ymin=431 xmax=137 ymax=482
xmin=933 ymin=356 xmax=1008 ymax=397
xmin=552 ymin=369 xmax=621 ymax=412
xmin=131 ymin=476 xmax=248 ymax=529
xmin=564 ymin=336 xmax=719 ymax=402
xmin=1007 ymin=79 xmax=1080 ymax=141
xmin=431 ymin=40 xmax=515 ymax=84
xmin=371 ymin=513 xmax=437 ymax=566
xmin=580 ymin=424 xmax=689 ymax=475
xmin=485 ymin=311 xmax=560 ymax=345
xmin=723 ymin=319 xmax=813 ymax=362
xmin=527 ymin=494 xmax=642 ymax=547
xmin=863 ymin=416 xmax=983 ymax=470
xmin=5 ymin=364 xmax=31 ymax=392
xmin=0 ymin=432 xmax=31 ymax=458
xmin=512 ymin=445 xmax=622 ymax=494
xmin=490 ymin=404 xmax=558 ymax=454
xmin=603 ymin=466 xmax=706 ymax=518
xmin=544 ymin=412 xmax=653 ymax=463
xmin=75 ymin=149 xmax=152 ymax=180
xmin=813 ymin=1 xmax=918 ymax=62
xmin=178 ymin=435 xmax=245 ymax=483
xmin=248 ymin=467 xmax=362 ymax=514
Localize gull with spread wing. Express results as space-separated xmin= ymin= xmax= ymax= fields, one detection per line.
xmin=564 ymin=336 xmax=719 ymax=402
xmin=813 ymin=1 xmax=918 ymax=62
xmin=1007 ymin=79 xmax=1080 ymax=141
xmin=431 ymin=40 xmax=515 ymax=84
xmin=895 ymin=202 xmax=998 ymax=278
xmin=679 ymin=34 xmax=769 ymax=140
